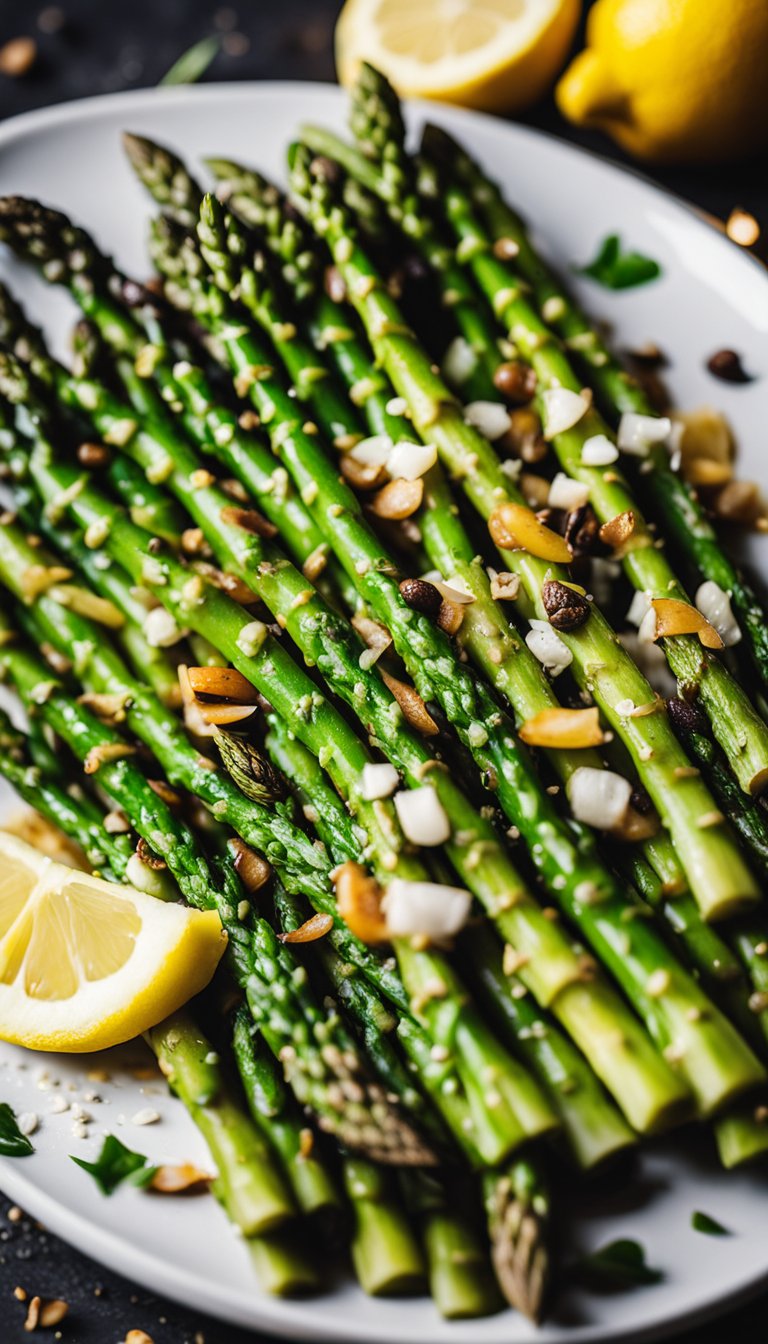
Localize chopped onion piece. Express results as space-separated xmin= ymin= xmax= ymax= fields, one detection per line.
xmin=568 ymin=766 xmax=632 ymax=830
xmin=143 ymin=607 xmax=186 ymax=648
xmin=443 ymin=336 xmax=478 ymax=387
xmin=617 ymin=413 xmax=672 ymax=457
xmin=548 ymin=472 xmax=590 ymax=511
xmin=361 ymin=762 xmax=399 ymax=801
xmin=638 ymin=605 xmax=658 ymax=644
xmin=695 ymin=580 xmax=742 ymax=647
xmin=387 ymin=439 xmax=438 ymax=481
xmin=525 ymin=619 xmax=573 ymax=676
xmin=581 ymin=434 xmax=618 ymax=466
xmin=627 ymin=590 xmax=652 ymax=628
xmin=394 ymin=786 xmax=451 ymax=846
xmin=383 ymin=878 xmax=471 ymax=940
xmin=464 ymin=400 xmax=512 ymax=441
xmin=541 ymin=387 xmax=591 ymax=439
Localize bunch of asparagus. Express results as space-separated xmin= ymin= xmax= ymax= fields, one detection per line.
xmin=0 ymin=62 xmax=767 ymax=1320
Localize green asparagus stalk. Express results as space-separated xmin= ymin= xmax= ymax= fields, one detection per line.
xmin=342 ymin=1158 xmax=426 ymax=1296
xmin=464 ymin=923 xmax=635 ymax=1170
xmin=148 ymin=1009 xmax=296 ymax=1236
xmin=431 ymin=122 xmax=768 ymax=699
xmin=401 ymin=1170 xmax=502 ymax=1318
xmin=714 ymin=1101 xmax=768 ymax=1169
xmin=287 ymin=142 xmax=760 ymax=924
xmin=231 ymin=1006 xmax=341 ymax=1218
xmin=484 ymin=1159 xmax=550 ymax=1323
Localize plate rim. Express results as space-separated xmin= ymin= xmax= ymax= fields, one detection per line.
xmin=0 ymin=77 xmax=767 ymax=1344
xmin=0 ymin=78 xmax=765 ymax=299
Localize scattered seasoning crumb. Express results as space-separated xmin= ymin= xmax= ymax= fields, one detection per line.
xmin=8 ymin=1207 xmax=23 ymax=1224
xmin=14 ymin=1283 xmax=27 ymax=1298
xmin=706 ymin=349 xmax=754 ymax=383
xmin=130 ymin=1108 xmax=161 ymax=1126
xmin=125 ymin=1332 xmax=155 ymax=1344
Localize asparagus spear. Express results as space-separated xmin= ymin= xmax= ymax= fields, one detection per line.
xmin=430 ymin=122 xmax=768 ymax=700
xmin=230 ymin=1006 xmax=341 ymax=1218
xmin=401 ymin=1169 xmax=501 ymax=1318
xmin=342 ymin=1158 xmax=426 ymax=1296
xmin=148 ymin=1009 xmax=297 ymax=1236
xmin=484 ymin=1160 xmax=550 ymax=1324
xmin=286 ymin=142 xmax=760 ymax=924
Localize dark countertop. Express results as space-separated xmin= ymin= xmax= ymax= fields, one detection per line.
xmin=0 ymin=2 xmax=766 ymax=1341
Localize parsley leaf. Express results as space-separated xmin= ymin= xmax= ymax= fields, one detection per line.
xmin=573 ymin=1238 xmax=662 ymax=1291
xmin=0 ymin=1103 xmax=35 ymax=1157
xmin=578 ymin=234 xmax=661 ymax=290
xmin=71 ymin=1134 xmax=157 ymax=1196
xmin=692 ymin=1211 xmax=730 ymax=1236
xmin=160 ymin=36 xmax=220 ymax=87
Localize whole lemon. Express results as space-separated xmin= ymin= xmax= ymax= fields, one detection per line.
xmin=556 ymin=0 xmax=768 ymax=163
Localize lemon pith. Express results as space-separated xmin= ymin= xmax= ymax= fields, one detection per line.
xmin=0 ymin=831 xmax=226 ymax=1053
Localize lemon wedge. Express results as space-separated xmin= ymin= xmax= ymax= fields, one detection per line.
xmin=0 ymin=832 xmax=226 ymax=1053
xmin=335 ymin=0 xmax=579 ymax=113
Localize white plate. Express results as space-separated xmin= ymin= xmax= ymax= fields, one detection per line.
xmin=0 ymin=82 xmax=767 ymax=1344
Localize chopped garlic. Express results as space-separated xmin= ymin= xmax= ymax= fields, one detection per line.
xmin=695 ymin=580 xmax=742 ymax=647
xmin=143 ymin=607 xmax=185 ymax=648
xmin=348 ymin=434 xmax=393 ymax=467
xmin=548 ymin=472 xmax=590 ymax=511
xmin=360 ymin=762 xmax=399 ymax=801
xmin=541 ymin=387 xmax=591 ymax=439
xmin=581 ymin=434 xmax=618 ymax=466
xmin=387 ymin=440 xmax=437 ymax=481
xmin=383 ymin=878 xmax=471 ymax=940
xmin=464 ymin=400 xmax=512 ymax=441
xmin=525 ymin=619 xmax=573 ymax=676
xmin=617 ymin=412 xmax=672 ymax=456
xmin=443 ymin=336 xmax=478 ymax=386
xmin=568 ymin=766 xmax=632 ymax=830
xmin=394 ymin=786 xmax=451 ymax=847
